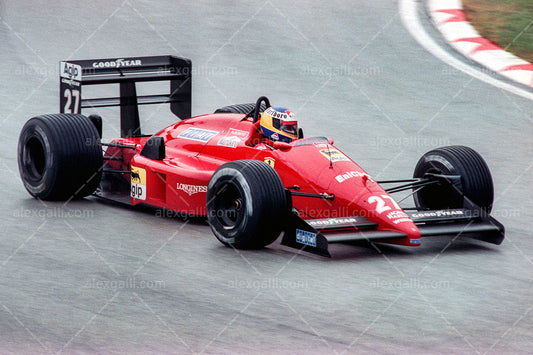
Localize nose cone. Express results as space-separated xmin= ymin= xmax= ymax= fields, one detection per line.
xmin=356 ymin=193 xmax=422 ymax=246
xmin=311 ymin=156 xmax=422 ymax=246
xmin=378 ymin=209 xmax=421 ymax=246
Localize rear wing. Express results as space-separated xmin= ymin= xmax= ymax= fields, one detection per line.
xmin=59 ymin=55 xmax=192 ymax=137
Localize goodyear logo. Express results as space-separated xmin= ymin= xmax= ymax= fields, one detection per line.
xmin=92 ymin=58 xmax=142 ymax=68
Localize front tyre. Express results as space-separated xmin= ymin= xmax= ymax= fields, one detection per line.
xmin=206 ymin=160 xmax=289 ymax=249
xmin=413 ymin=145 xmax=494 ymax=212
xmin=18 ymin=114 xmax=103 ymax=200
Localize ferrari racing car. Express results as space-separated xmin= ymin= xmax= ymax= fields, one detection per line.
xmin=17 ymin=55 xmax=504 ymax=257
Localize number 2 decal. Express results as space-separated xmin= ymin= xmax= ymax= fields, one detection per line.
xmin=63 ymin=88 xmax=81 ymax=113
xmin=368 ymin=195 xmax=400 ymax=214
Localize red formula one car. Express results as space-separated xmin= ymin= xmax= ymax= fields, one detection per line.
xmin=18 ymin=55 xmax=504 ymax=257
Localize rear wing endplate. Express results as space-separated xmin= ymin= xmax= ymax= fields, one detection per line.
xmin=59 ymin=55 xmax=192 ymax=137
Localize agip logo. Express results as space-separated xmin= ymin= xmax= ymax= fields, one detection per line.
xmin=131 ymin=166 xmax=146 ymax=200
xmin=60 ymin=62 xmax=82 ymax=81
xmin=319 ymin=148 xmax=349 ymax=162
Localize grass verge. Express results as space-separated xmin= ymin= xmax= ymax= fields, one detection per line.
xmin=462 ymin=0 xmax=533 ymax=62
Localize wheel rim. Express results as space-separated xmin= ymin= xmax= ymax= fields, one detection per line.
xmin=213 ymin=182 xmax=245 ymax=229
xmin=416 ymin=165 xmax=462 ymax=210
xmin=24 ymin=136 xmax=46 ymax=180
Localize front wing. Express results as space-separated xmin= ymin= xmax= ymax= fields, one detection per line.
xmin=281 ymin=203 xmax=504 ymax=257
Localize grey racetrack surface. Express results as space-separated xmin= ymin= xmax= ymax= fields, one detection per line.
xmin=1 ymin=1 xmax=532 ymax=354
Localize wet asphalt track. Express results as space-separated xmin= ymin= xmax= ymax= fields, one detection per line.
xmin=1 ymin=1 xmax=533 ymax=354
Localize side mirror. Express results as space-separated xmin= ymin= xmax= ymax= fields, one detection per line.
xmin=140 ymin=136 xmax=165 ymax=160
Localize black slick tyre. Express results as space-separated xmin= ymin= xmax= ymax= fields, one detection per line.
xmin=18 ymin=114 xmax=103 ymax=200
xmin=413 ymin=145 xmax=494 ymax=212
xmin=214 ymin=103 xmax=266 ymax=114
xmin=206 ymin=160 xmax=289 ymax=249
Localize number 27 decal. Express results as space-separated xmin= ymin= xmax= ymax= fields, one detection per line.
xmin=63 ymin=88 xmax=81 ymax=114
xmin=368 ymin=195 xmax=400 ymax=214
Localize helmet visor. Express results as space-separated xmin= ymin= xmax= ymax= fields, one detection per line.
xmin=281 ymin=120 xmax=298 ymax=137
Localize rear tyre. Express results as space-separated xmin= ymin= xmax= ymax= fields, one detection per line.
xmin=206 ymin=160 xmax=289 ymax=249
xmin=18 ymin=114 xmax=103 ymax=200
xmin=214 ymin=103 xmax=266 ymax=114
xmin=413 ymin=145 xmax=494 ymax=212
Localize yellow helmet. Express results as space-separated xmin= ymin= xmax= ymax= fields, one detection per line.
xmin=260 ymin=106 xmax=298 ymax=143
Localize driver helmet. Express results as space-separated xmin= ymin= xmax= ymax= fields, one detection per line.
xmin=259 ymin=106 xmax=298 ymax=143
